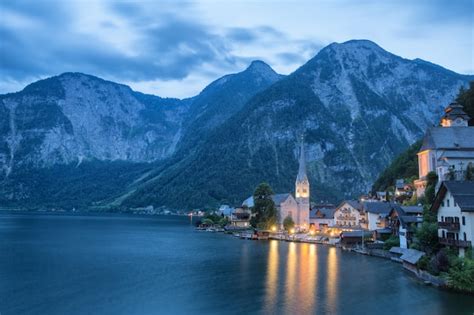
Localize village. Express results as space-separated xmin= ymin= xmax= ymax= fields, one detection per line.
xmin=196 ymin=100 xmax=474 ymax=292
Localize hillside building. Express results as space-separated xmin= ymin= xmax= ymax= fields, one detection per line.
xmin=414 ymin=102 xmax=474 ymax=196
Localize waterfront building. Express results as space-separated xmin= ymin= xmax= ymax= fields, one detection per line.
xmin=230 ymin=207 xmax=251 ymax=228
xmin=333 ymin=201 xmax=364 ymax=229
xmin=431 ymin=181 xmax=474 ymax=257
xmin=363 ymin=201 xmax=392 ymax=231
xmin=388 ymin=205 xmax=423 ymax=249
xmin=414 ymin=102 xmax=474 ymax=196
xmin=310 ymin=204 xmax=336 ymax=231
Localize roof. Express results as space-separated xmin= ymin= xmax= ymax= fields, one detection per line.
xmin=431 ymin=181 xmax=474 ymax=213
xmin=389 ymin=247 xmax=425 ymax=264
xmin=242 ymin=193 xmax=293 ymax=208
xmin=400 ymin=216 xmax=423 ymax=223
xmin=337 ymin=200 xmax=362 ymax=211
xmin=310 ymin=206 xmax=336 ymax=219
xmin=439 ymin=151 xmax=474 ymax=159
xmin=363 ymin=201 xmax=392 ymax=214
xmin=341 ymin=230 xmax=372 ymax=238
xmin=441 ymin=102 xmax=470 ymax=120
xmin=420 ymin=126 xmax=474 ymax=151
xmin=400 ymin=249 xmax=425 ymax=265
xmin=296 ymin=140 xmax=308 ymax=183
xmin=272 ymin=193 xmax=292 ymax=205
xmin=400 ymin=206 xmax=423 ymax=214
xmin=395 ymin=179 xmax=404 ymax=189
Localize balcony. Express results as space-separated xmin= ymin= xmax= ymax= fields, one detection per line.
xmin=439 ymin=238 xmax=472 ymax=248
xmin=438 ymin=221 xmax=460 ymax=231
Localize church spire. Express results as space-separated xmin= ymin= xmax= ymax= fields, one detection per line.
xmin=296 ymin=137 xmax=308 ymax=182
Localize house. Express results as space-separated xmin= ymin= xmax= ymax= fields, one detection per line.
xmin=394 ymin=179 xmax=413 ymax=199
xmin=430 ymin=181 xmax=474 ymax=257
xmin=229 ymin=207 xmax=252 ymax=229
xmin=414 ymin=102 xmax=474 ymax=196
xmin=375 ymin=191 xmax=388 ymax=201
xmin=333 ymin=201 xmax=364 ymax=229
xmin=310 ymin=204 xmax=336 ymax=231
xmin=363 ymin=201 xmax=392 ymax=231
xmin=218 ymin=205 xmax=234 ymax=218
xmin=388 ymin=205 xmax=423 ymax=249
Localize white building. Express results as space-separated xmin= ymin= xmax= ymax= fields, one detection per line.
xmin=333 ymin=201 xmax=363 ymax=229
xmin=362 ymin=202 xmax=392 ymax=231
xmin=431 ymin=181 xmax=474 ymax=257
xmin=310 ymin=205 xmax=336 ymax=230
xmin=241 ymin=139 xmax=310 ymax=229
xmin=415 ymin=102 xmax=474 ymax=196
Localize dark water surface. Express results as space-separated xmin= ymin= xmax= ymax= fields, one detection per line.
xmin=0 ymin=213 xmax=472 ymax=315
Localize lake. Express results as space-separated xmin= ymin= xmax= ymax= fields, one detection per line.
xmin=0 ymin=213 xmax=472 ymax=315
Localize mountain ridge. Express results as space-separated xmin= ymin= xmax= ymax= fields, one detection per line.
xmin=0 ymin=40 xmax=472 ymax=209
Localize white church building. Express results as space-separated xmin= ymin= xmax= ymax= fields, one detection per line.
xmin=242 ymin=139 xmax=310 ymax=229
xmin=414 ymin=102 xmax=474 ymax=196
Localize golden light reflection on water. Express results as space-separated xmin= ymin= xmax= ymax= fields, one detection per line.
xmin=327 ymin=246 xmax=338 ymax=313
xmin=263 ymin=241 xmax=336 ymax=314
xmin=264 ymin=240 xmax=279 ymax=313
xmin=284 ymin=242 xmax=297 ymax=314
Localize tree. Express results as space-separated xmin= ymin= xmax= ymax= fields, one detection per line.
xmin=413 ymin=222 xmax=439 ymax=255
xmin=465 ymin=163 xmax=474 ymax=181
xmin=283 ymin=215 xmax=295 ymax=231
xmin=250 ymin=182 xmax=278 ymax=229
xmin=456 ymin=81 xmax=474 ymax=126
xmin=424 ymin=171 xmax=438 ymax=206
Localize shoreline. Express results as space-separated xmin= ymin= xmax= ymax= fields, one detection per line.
xmin=226 ymin=229 xmax=474 ymax=296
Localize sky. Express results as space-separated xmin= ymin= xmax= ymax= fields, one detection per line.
xmin=1 ymin=0 xmax=473 ymax=98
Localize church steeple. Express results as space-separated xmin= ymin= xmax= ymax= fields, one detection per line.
xmin=296 ymin=139 xmax=308 ymax=182
xmin=295 ymin=137 xmax=309 ymax=200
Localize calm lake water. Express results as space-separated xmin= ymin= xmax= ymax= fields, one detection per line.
xmin=0 ymin=213 xmax=472 ymax=315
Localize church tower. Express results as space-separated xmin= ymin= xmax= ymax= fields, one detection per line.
xmin=295 ymin=138 xmax=310 ymax=227
xmin=440 ymin=102 xmax=469 ymax=127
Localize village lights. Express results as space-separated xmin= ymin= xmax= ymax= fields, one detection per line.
xmin=271 ymin=226 xmax=277 ymax=232
xmin=290 ymin=228 xmax=295 ymax=234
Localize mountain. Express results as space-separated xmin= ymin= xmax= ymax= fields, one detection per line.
xmin=122 ymin=40 xmax=473 ymax=209
xmin=0 ymin=63 xmax=282 ymax=208
xmin=0 ymin=72 xmax=187 ymax=175
xmin=176 ymin=60 xmax=283 ymax=155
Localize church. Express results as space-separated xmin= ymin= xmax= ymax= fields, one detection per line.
xmin=241 ymin=139 xmax=311 ymax=230
xmin=414 ymin=102 xmax=474 ymax=197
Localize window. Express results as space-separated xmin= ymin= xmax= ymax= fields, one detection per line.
xmin=431 ymin=156 xmax=436 ymax=170
xmin=464 ymin=232 xmax=467 ymax=241
xmin=442 ymin=230 xmax=446 ymax=238
xmin=447 ymin=199 xmax=450 ymax=207
xmin=462 ymin=216 xmax=466 ymax=226
xmin=455 ymin=217 xmax=460 ymax=223
xmin=441 ymin=216 xmax=444 ymax=222
xmin=441 ymin=201 xmax=444 ymax=207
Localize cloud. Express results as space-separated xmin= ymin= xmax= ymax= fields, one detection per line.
xmin=0 ymin=0 xmax=472 ymax=97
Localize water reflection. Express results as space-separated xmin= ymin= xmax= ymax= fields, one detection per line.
xmin=264 ymin=240 xmax=279 ymax=314
xmin=326 ymin=246 xmax=338 ymax=313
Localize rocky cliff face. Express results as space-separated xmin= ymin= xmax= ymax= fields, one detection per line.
xmin=123 ymin=40 xmax=473 ymax=208
xmin=0 ymin=73 xmax=187 ymax=175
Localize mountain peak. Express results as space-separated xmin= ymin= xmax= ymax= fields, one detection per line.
xmin=325 ymin=39 xmax=386 ymax=54
xmin=246 ymin=60 xmax=275 ymax=74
